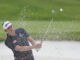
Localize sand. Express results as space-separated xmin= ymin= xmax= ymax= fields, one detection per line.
xmin=0 ymin=41 xmax=80 ymax=60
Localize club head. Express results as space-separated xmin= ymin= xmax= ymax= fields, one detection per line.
xmin=52 ymin=10 xmax=55 ymax=14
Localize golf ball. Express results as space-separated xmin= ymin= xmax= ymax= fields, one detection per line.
xmin=60 ymin=8 xmax=63 ymax=12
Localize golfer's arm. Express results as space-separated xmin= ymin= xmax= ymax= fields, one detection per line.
xmin=14 ymin=45 xmax=35 ymax=52
xmin=27 ymin=36 xmax=36 ymax=45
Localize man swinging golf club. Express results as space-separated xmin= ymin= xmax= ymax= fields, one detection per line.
xmin=3 ymin=21 xmax=42 ymax=60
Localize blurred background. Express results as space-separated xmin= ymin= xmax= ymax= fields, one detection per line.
xmin=0 ymin=0 xmax=80 ymax=41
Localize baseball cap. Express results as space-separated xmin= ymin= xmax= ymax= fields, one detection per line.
xmin=2 ymin=21 xmax=12 ymax=30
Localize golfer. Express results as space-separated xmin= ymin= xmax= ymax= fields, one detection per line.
xmin=3 ymin=21 xmax=42 ymax=60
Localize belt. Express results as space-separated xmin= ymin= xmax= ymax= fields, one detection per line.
xmin=15 ymin=54 xmax=33 ymax=60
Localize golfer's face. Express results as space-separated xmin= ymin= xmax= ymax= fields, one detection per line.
xmin=5 ymin=25 xmax=14 ymax=33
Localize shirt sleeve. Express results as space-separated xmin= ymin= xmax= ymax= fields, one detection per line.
xmin=5 ymin=36 xmax=18 ymax=50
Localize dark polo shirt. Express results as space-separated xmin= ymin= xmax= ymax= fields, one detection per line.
xmin=5 ymin=28 xmax=34 ymax=59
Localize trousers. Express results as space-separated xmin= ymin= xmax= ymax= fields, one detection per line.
xmin=15 ymin=54 xmax=34 ymax=60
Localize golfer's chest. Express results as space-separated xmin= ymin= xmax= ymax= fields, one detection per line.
xmin=12 ymin=34 xmax=28 ymax=46
xmin=16 ymin=36 xmax=28 ymax=45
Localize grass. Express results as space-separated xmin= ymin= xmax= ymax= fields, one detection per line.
xmin=0 ymin=0 xmax=80 ymax=20
xmin=0 ymin=20 xmax=80 ymax=41
xmin=0 ymin=0 xmax=80 ymax=41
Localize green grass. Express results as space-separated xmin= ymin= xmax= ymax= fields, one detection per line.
xmin=0 ymin=0 xmax=80 ymax=41
xmin=0 ymin=20 xmax=80 ymax=41
xmin=0 ymin=0 xmax=80 ymax=20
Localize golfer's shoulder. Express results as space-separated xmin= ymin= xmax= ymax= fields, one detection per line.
xmin=15 ymin=28 xmax=25 ymax=32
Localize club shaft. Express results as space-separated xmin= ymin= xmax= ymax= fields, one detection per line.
xmin=36 ymin=17 xmax=54 ymax=52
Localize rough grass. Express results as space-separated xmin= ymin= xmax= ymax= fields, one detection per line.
xmin=0 ymin=20 xmax=80 ymax=41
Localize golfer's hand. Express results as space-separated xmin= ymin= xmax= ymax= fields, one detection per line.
xmin=34 ymin=40 xmax=42 ymax=49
